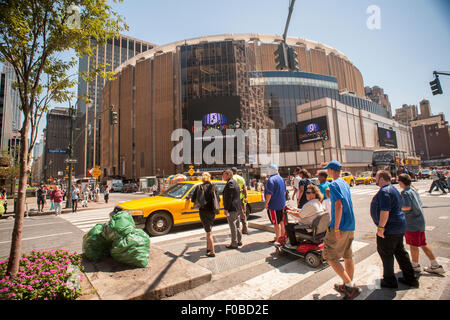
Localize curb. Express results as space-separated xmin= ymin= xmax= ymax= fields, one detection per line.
xmin=0 ymin=205 xmax=113 ymax=219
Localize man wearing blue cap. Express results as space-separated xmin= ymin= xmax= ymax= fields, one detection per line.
xmin=322 ymin=160 xmax=361 ymax=300
xmin=265 ymin=164 xmax=287 ymax=244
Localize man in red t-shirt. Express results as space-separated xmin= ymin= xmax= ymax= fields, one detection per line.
xmin=51 ymin=185 xmax=64 ymax=216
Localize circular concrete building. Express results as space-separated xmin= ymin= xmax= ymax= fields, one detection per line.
xmin=100 ymin=34 xmax=407 ymax=179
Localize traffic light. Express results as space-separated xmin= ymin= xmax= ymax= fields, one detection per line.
xmin=110 ymin=110 xmax=118 ymax=125
xmin=430 ymin=76 xmax=443 ymax=96
xmin=287 ymin=47 xmax=300 ymax=72
xmin=274 ymin=42 xmax=288 ymax=70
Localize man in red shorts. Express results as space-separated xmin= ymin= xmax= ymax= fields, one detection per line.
xmin=398 ymin=174 xmax=445 ymax=274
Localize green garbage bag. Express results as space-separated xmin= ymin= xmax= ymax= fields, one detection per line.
xmin=102 ymin=211 xmax=136 ymax=243
xmin=82 ymin=223 xmax=110 ymax=263
xmin=110 ymin=229 xmax=150 ymax=268
xmin=0 ymin=200 xmax=4 ymax=216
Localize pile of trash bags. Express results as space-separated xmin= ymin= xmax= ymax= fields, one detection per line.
xmin=82 ymin=211 xmax=150 ymax=268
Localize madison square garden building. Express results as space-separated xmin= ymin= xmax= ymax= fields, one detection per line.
xmin=99 ymin=34 xmax=415 ymax=179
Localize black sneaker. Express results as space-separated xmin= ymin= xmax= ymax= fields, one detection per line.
xmin=342 ymin=285 xmax=362 ymax=300
xmin=398 ymin=277 xmax=419 ymax=288
xmin=380 ymin=279 xmax=398 ymax=289
xmin=238 ymin=242 xmax=243 ymax=246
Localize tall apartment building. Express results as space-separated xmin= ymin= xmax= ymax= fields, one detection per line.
xmin=43 ymin=108 xmax=71 ymax=181
xmin=394 ymin=104 xmax=418 ymax=125
xmin=411 ymin=113 xmax=450 ymax=162
xmin=419 ymin=99 xmax=432 ymax=119
xmin=365 ymin=86 xmax=393 ymax=118
xmin=75 ymin=35 xmax=155 ymax=177
xmin=0 ymin=63 xmax=22 ymax=154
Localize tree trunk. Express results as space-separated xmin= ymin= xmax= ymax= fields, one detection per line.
xmin=6 ymin=114 xmax=31 ymax=278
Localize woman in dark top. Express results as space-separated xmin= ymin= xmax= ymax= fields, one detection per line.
xmin=191 ymin=172 xmax=219 ymax=257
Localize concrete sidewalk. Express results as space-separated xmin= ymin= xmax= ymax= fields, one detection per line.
xmin=1 ymin=198 xmax=115 ymax=218
xmin=78 ymin=216 xmax=274 ymax=300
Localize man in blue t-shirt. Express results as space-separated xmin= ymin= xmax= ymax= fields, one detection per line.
xmin=322 ymin=160 xmax=361 ymax=300
xmin=370 ymin=170 xmax=418 ymax=289
xmin=318 ymin=171 xmax=330 ymax=200
xmin=264 ymin=164 xmax=287 ymax=244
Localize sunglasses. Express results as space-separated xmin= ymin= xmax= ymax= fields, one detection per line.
xmin=306 ymin=191 xmax=315 ymax=194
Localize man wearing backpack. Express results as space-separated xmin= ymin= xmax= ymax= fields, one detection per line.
xmin=191 ymin=172 xmax=219 ymax=257
xmin=297 ymin=169 xmax=312 ymax=209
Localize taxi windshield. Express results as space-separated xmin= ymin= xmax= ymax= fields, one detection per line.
xmin=161 ymin=183 xmax=194 ymax=199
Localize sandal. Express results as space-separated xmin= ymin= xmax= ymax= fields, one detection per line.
xmin=206 ymin=252 xmax=215 ymax=257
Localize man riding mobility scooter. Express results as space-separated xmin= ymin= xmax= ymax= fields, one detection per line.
xmin=274 ymin=205 xmax=330 ymax=268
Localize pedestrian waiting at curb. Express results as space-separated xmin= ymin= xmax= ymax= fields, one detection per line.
xmin=222 ymin=169 xmax=243 ymax=249
xmin=104 ymin=186 xmax=110 ymax=204
xmin=71 ymin=184 xmax=80 ymax=212
xmin=370 ymin=170 xmax=419 ymax=289
xmin=322 ymin=160 xmax=361 ymax=300
xmin=264 ymin=164 xmax=287 ymax=245
xmin=191 ymin=172 xmax=220 ymax=258
xmin=51 ymin=185 xmax=64 ymax=216
xmin=36 ymin=184 xmax=46 ymax=213
xmin=398 ymin=174 xmax=445 ymax=275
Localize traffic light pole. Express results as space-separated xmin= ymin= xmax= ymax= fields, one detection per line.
xmin=282 ymin=0 xmax=296 ymax=43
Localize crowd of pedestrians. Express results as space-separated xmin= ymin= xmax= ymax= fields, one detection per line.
xmin=190 ymin=160 xmax=446 ymax=300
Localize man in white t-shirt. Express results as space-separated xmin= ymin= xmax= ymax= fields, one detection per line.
xmin=291 ymin=167 xmax=302 ymax=203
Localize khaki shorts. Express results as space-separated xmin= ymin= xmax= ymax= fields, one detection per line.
xmin=323 ymin=228 xmax=354 ymax=261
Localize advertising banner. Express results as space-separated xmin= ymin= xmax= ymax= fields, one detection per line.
xmin=297 ymin=116 xmax=329 ymax=144
xmin=377 ymin=127 xmax=398 ymax=148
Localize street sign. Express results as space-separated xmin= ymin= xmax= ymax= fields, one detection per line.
xmin=188 ymin=165 xmax=195 ymax=176
xmin=90 ymin=168 xmax=102 ymax=178
xmin=64 ymin=159 xmax=78 ymax=164
xmin=48 ymin=148 xmax=68 ymax=154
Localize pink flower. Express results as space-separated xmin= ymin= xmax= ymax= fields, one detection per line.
xmin=8 ymin=293 xmax=16 ymax=298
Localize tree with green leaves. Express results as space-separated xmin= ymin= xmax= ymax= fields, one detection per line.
xmin=0 ymin=0 xmax=127 ymax=277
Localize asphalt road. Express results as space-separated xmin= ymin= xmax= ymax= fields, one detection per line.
xmin=0 ymin=180 xmax=448 ymax=300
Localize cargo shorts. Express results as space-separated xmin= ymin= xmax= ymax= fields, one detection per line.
xmin=323 ymin=227 xmax=354 ymax=262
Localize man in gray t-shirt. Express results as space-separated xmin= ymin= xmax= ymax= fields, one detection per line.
xmin=401 ymin=188 xmax=425 ymax=232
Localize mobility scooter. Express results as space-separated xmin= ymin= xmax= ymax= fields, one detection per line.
xmin=274 ymin=207 xmax=330 ymax=268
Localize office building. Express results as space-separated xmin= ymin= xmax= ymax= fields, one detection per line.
xmin=75 ymin=35 xmax=155 ymax=177
xmin=100 ymin=34 xmax=411 ymax=178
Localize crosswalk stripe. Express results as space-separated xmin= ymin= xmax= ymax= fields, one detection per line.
xmin=300 ymin=252 xmax=382 ymax=300
xmin=203 ymin=241 xmax=369 ymax=300
xmin=399 ymin=257 xmax=450 ymax=300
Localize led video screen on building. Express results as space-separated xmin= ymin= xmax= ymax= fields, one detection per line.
xmin=297 ymin=116 xmax=329 ymax=144
xmin=186 ymin=96 xmax=242 ymax=132
xmin=378 ymin=127 xmax=398 ymax=148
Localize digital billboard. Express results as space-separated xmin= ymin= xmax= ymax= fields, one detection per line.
xmin=186 ymin=96 xmax=242 ymax=132
xmin=378 ymin=127 xmax=398 ymax=148
xmin=296 ymin=116 xmax=329 ymax=144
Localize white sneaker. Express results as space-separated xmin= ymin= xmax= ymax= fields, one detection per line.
xmin=424 ymin=265 xmax=445 ymax=274
xmin=413 ymin=264 xmax=422 ymax=273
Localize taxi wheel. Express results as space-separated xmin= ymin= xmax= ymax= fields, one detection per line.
xmin=145 ymin=211 xmax=173 ymax=236
xmin=350 ymin=180 xmax=355 ymax=187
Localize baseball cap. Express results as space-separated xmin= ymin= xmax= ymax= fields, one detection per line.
xmin=267 ymin=164 xmax=279 ymax=176
xmin=323 ymin=160 xmax=342 ymax=171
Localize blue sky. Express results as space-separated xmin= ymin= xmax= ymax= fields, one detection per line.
xmin=29 ymin=0 xmax=450 ymax=143
xmin=111 ymin=0 xmax=449 ymax=117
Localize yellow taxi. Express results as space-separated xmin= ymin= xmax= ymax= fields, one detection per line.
xmin=355 ymin=171 xmax=374 ymax=185
xmin=113 ymin=180 xmax=265 ymax=236
xmin=327 ymin=171 xmax=355 ymax=187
